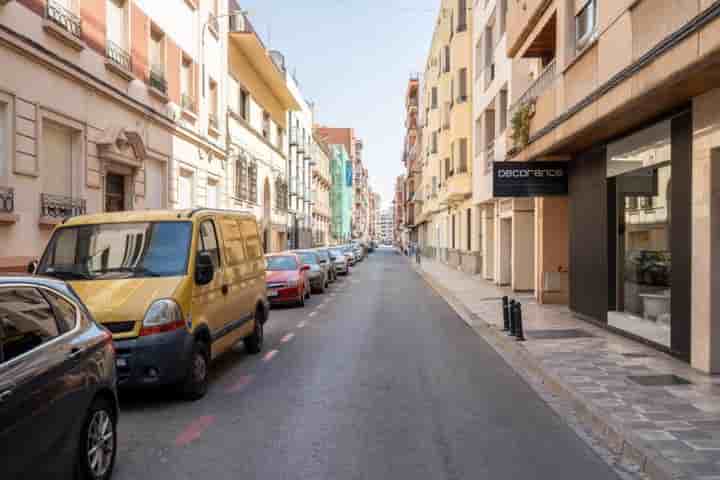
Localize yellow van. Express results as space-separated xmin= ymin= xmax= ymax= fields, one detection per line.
xmin=33 ymin=209 xmax=269 ymax=400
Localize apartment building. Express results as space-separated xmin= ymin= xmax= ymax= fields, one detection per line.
xmin=506 ymin=0 xmax=720 ymax=371
xmin=416 ymin=0 xmax=475 ymax=270
xmin=329 ymin=143 xmax=351 ymax=244
xmin=402 ymin=74 xmax=421 ymax=248
xmin=226 ymin=9 xmax=299 ymax=253
xmin=368 ymin=189 xmax=379 ymax=241
xmin=394 ymin=174 xmax=406 ymax=249
xmin=378 ymin=207 xmax=394 ymax=244
xmin=311 ymin=132 xmax=331 ymax=247
xmin=0 ymin=0 xmax=230 ymax=272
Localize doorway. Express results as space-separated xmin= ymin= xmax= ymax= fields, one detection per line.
xmin=105 ymin=173 xmax=126 ymax=212
xmin=499 ymin=217 xmax=512 ymax=285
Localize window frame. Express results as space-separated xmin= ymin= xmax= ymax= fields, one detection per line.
xmin=0 ymin=285 xmax=82 ymax=369
xmin=198 ymin=219 xmax=222 ymax=269
xmin=575 ymin=0 xmax=598 ymax=51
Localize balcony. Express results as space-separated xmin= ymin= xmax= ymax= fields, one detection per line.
xmin=45 ymin=0 xmax=82 ymax=47
xmin=446 ymin=173 xmax=472 ymax=204
xmin=149 ymin=67 xmax=168 ymax=97
xmin=106 ymin=40 xmax=132 ymax=78
xmin=40 ymin=193 xmax=86 ymax=225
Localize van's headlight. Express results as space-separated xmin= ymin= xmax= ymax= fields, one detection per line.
xmin=140 ymin=299 xmax=186 ymax=337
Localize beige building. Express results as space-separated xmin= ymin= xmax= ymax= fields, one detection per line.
xmin=311 ymin=132 xmax=331 ymax=246
xmin=0 ymin=0 xmax=230 ymax=272
xmin=416 ymin=0 xmax=476 ymax=272
xmin=506 ymin=0 xmax=720 ymax=371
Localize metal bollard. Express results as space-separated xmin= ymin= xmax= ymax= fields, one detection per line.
xmin=514 ymin=302 xmax=525 ymax=341
xmin=502 ymin=296 xmax=510 ymax=331
xmin=508 ymin=300 xmax=517 ymax=336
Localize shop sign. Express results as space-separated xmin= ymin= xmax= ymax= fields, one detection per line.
xmin=493 ymin=161 xmax=568 ymax=197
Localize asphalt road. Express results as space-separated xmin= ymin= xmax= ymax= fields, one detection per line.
xmin=115 ymin=248 xmax=619 ymax=480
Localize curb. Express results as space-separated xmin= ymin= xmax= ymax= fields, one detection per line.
xmin=412 ymin=261 xmax=687 ymax=480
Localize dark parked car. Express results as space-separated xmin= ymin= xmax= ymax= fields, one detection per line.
xmin=329 ymin=247 xmax=350 ymax=275
xmin=0 ymin=277 xmax=118 ymax=480
xmin=294 ymin=251 xmax=328 ymax=293
xmin=315 ymin=248 xmax=337 ymax=283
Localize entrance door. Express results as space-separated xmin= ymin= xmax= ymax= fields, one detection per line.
xmin=499 ymin=218 xmax=512 ymax=285
xmin=105 ymin=173 xmax=125 ymax=212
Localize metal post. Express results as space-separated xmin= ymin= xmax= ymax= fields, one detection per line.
xmin=502 ymin=296 xmax=510 ymax=331
xmin=508 ymin=299 xmax=517 ymax=336
xmin=514 ymin=302 xmax=525 ymax=341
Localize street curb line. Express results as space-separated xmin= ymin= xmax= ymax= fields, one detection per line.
xmin=411 ymin=261 xmax=685 ymax=480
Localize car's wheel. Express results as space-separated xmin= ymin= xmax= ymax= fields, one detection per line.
xmin=75 ymin=397 xmax=116 ymax=480
xmin=244 ymin=315 xmax=264 ymax=354
xmin=180 ymin=340 xmax=209 ymax=401
xmin=305 ymin=285 xmax=311 ymax=299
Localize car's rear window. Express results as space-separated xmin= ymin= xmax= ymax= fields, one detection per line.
xmin=266 ymin=256 xmax=298 ymax=271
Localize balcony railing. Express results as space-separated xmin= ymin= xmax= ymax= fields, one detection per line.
xmin=46 ymin=0 xmax=82 ymax=40
xmin=485 ymin=140 xmax=495 ymax=172
xmin=149 ymin=66 xmax=167 ymax=94
xmin=106 ymin=40 xmax=131 ymax=71
xmin=510 ymin=59 xmax=557 ymax=118
xmin=41 ymin=193 xmax=86 ymax=219
xmin=0 ymin=187 xmax=14 ymax=214
xmin=181 ymin=93 xmax=196 ymax=113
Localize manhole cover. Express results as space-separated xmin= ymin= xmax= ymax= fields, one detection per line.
xmin=627 ymin=374 xmax=691 ymax=386
xmin=622 ymin=352 xmax=651 ymax=358
xmin=527 ymin=329 xmax=595 ymax=339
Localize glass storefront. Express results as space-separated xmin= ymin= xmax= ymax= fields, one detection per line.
xmin=607 ymin=120 xmax=672 ymax=346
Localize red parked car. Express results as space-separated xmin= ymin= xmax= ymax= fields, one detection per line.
xmin=265 ymin=253 xmax=311 ymax=307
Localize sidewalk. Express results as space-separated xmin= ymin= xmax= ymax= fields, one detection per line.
xmin=414 ymin=257 xmax=720 ymax=480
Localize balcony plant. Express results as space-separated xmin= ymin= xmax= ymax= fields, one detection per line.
xmin=510 ymin=101 xmax=535 ymax=149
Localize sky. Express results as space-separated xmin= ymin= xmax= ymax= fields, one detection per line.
xmin=239 ymin=0 xmax=438 ymax=209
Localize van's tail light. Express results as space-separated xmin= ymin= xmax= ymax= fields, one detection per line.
xmin=140 ymin=299 xmax=186 ymax=337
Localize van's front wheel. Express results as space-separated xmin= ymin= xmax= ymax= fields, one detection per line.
xmin=244 ymin=317 xmax=264 ymax=354
xmin=180 ymin=341 xmax=209 ymax=401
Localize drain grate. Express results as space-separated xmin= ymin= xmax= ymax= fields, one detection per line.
xmin=627 ymin=374 xmax=691 ymax=386
xmin=621 ymin=352 xmax=651 ymax=358
xmin=527 ymin=329 xmax=595 ymax=339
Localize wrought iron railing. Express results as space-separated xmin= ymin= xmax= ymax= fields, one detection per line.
xmin=106 ymin=40 xmax=131 ymax=71
xmin=0 ymin=187 xmax=14 ymax=214
xmin=46 ymin=0 xmax=82 ymax=40
xmin=41 ymin=193 xmax=86 ymax=219
xmin=510 ymin=59 xmax=557 ymax=118
xmin=149 ymin=66 xmax=167 ymax=94
xmin=181 ymin=93 xmax=196 ymax=112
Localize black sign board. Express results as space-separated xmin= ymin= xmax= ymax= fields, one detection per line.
xmin=493 ymin=161 xmax=568 ymax=197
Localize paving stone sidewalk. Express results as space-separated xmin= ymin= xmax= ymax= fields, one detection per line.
xmin=414 ymin=257 xmax=720 ymax=480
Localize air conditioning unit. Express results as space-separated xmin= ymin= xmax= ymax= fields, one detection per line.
xmin=228 ymin=11 xmax=247 ymax=33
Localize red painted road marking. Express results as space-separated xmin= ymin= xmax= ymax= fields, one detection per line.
xmin=225 ymin=374 xmax=254 ymax=394
xmin=263 ymin=349 xmax=278 ymax=362
xmin=297 ymin=321 xmax=306 ymax=328
xmin=281 ymin=333 xmax=295 ymax=343
xmin=175 ymin=415 xmax=215 ymax=447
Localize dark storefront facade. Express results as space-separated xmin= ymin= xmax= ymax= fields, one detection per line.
xmin=569 ymin=110 xmax=692 ymax=361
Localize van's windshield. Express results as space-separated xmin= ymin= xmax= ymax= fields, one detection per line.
xmin=38 ymin=222 xmax=193 ymax=280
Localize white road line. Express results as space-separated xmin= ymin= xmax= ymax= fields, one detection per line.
xmin=297 ymin=321 xmax=306 ymax=328
xmin=308 ymin=311 xmax=317 ymax=317
xmin=280 ymin=333 xmax=295 ymax=343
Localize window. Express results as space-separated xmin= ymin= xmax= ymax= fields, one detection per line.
xmin=466 ymin=209 xmax=471 ymax=251
xmin=209 ymin=79 xmax=218 ymax=131
xmin=444 ymin=157 xmax=451 ymax=179
xmin=458 ymin=138 xmax=468 ymax=173
xmin=499 ymin=89 xmax=508 ymax=131
xmin=181 ymin=56 xmax=194 ymax=111
xmin=277 ymin=126 xmax=284 ymax=150
xmin=0 ymin=102 xmax=6 ymax=175
xmin=150 ymin=28 xmax=164 ymax=74
xmin=106 ymin=0 xmax=127 ymax=50
xmin=206 ymin=180 xmax=219 ymax=208
xmin=220 ymin=218 xmax=246 ymax=266
xmin=443 ymin=45 xmax=450 ymax=73
xmin=248 ymin=160 xmax=258 ymax=203
xmin=431 ymin=87 xmax=438 ymax=109
xmin=239 ymin=219 xmax=263 ymax=259
xmin=475 ymin=39 xmax=483 ymax=79
xmin=178 ymin=170 xmax=193 ymax=209
xmin=451 ymin=215 xmax=456 ymax=249
xmin=198 ymin=220 xmax=221 ymax=269
xmin=262 ymin=111 xmax=270 ymax=139
xmin=46 ymin=291 xmax=77 ymax=333
xmin=0 ymin=288 xmax=59 ymax=364
xmin=457 ymin=68 xmax=467 ymax=102
xmin=42 ymin=120 xmax=73 ymax=196
xmin=457 ymin=0 xmax=467 ymax=32
xmin=236 ymin=155 xmax=248 ymax=200
xmin=431 ymin=131 xmax=438 ymax=154
xmin=576 ymin=0 xmax=597 ymax=50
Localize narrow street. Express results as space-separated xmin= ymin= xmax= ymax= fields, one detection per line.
xmin=115 ymin=249 xmax=619 ymax=480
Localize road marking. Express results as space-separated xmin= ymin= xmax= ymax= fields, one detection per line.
xmin=308 ymin=311 xmax=317 ymax=317
xmin=225 ymin=374 xmax=254 ymax=394
xmin=297 ymin=321 xmax=306 ymax=328
xmin=263 ymin=349 xmax=278 ymax=362
xmin=175 ymin=415 xmax=215 ymax=447
xmin=280 ymin=332 xmax=295 ymax=343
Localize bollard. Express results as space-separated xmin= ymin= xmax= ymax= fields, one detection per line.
xmin=508 ymin=300 xmax=517 ymax=336
xmin=514 ymin=302 xmax=525 ymax=341
xmin=502 ymin=296 xmax=510 ymax=331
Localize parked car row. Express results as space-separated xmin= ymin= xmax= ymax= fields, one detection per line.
xmin=264 ymin=242 xmax=371 ymax=309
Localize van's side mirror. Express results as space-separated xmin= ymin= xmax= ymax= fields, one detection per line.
xmin=27 ymin=260 xmax=38 ymax=275
xmin=195 ymin=252 xmax=215 ymax=285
